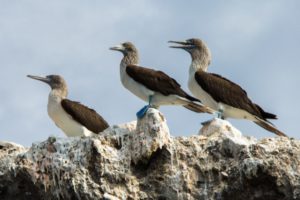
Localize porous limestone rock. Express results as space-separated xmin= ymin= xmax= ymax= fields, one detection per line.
xmin=0 ymin=110 xmax=299 ymax=200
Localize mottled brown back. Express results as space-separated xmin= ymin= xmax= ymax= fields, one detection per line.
xmin=194 ymin=71 xmax=276 ymax=120
xmin=126 ymin=64 xmax=196 ymax=101
xmin=61 ymin=99 xmax=109 ymax=133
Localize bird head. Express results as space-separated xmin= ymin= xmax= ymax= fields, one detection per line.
xmin=109 ymin=42 xmax=137 ymax=56
xmin=168 ymin=38 xmax=207 ymax=53
xmin=110 ymin=42 xmax=139 ymax=65
xmin=27 ymin=74 xmax=68 ymax=97
xmin=169 ymin=38 xmax=211 ymax=67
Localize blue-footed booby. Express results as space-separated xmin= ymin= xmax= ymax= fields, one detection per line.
xmin=169 ymin=38 xmax=287 ymax=137
xmin=27 ymin=74 xmax=109 ymax=137
xmin=109 ymin=42 xmax=214 ymax=118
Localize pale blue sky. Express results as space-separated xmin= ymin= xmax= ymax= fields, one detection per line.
xmin=0 ymin=1 xmax=299 ymax=146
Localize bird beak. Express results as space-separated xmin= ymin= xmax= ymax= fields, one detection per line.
xmin=27 ymin=75 xmax=51 ymax=84
xmin=168 ymin=40 xmax=190 ymax=49
xmin=109 ymin=44 xmax=125 ymax=52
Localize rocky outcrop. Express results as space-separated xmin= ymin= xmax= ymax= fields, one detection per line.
xmin=0 ymin=108 xmax=299 ymax=200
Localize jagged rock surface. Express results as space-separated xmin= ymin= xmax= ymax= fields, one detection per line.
xmin=0 ymin=108 xmax=299 ymax=200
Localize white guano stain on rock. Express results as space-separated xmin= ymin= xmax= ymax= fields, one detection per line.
xmin=0 ymin=109 xmax=299 ymax=200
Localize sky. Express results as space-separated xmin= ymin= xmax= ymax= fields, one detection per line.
xmin=0 ymin=1 xmax=299 ymax=146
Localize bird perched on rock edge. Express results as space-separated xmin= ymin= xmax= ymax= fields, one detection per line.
xmin=28 ymin=74 xmax=109 ymax=137
xmin=110 ymin=42 xmax=215 ymax=119
xmin=169 ymin=38 xmax=287 ymax=137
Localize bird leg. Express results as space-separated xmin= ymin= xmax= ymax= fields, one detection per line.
xmin=217 ymin=108 xmax=225 ymax=119
xmin=201 ymin=109 xmax=223 ymax=126
xmin=136 ymin=95 xmax=153 ymax=119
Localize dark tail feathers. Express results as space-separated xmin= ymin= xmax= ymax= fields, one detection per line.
xmin=254 ymin=117 xmax=287 ymax=137
xmin=185 ymin=93 xmax=202 ymax=103
xmin=183 ymin=101 xmax=215 ymax=114
xmin=255 ymin=104 xmax=277 ymax=120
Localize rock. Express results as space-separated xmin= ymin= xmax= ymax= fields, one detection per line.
xmin=0 ymin=110 xmax=299 ymax=200
xmin=132 ymin=108 xmax=170 ymax=164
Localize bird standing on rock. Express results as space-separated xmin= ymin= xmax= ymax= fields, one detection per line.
xmin=169 ymin=38 xmax=287 ymax=137
xmin=110 ymin=42 xmax=215 ymax=119
xmin=28 ymin=74 xmax=109 ymax=137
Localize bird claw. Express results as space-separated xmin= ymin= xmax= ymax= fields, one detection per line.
xmin=136 ymin=105 xmax=150 ymax=119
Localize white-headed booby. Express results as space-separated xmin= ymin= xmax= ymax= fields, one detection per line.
xmin=109 ymin=42 xmax=214 ymax=118
xmin=28 ymin=74 xmax=109 ymax=137
xmin=169 ymin=38 xmax=287 ymax=137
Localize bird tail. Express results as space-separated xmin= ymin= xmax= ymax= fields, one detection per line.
xmin=177 ymin=94 xmax=215 ymax=114
xmin=255 ymin=104 xmax=277 ymax=120
xmin=254 ymin=117 xmax=287 ymax=137
xmin=184 ymin=93 xmax=202 ymax=103
xmin=183 ymin=101 xmax=215 ymax=114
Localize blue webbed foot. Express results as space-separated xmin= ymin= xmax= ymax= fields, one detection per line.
xmin=136 ymin=105 xmax=150 ymax=119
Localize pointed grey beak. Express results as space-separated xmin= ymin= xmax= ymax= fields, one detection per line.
xmin=27 ymin=75 xmax=50 ymax=84
xmin=168 ymin=40 xmax=189 ymax=48
xmin=109 ymin=44 xmax=125 ymax=51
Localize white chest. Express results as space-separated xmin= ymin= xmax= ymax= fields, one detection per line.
xmin=188 ymin=74 xmax=218 ymax=110
xmin=47 ymin=93 xmax=94 ymax=137
xmin=119 ymin=65 xmax=154 ymax=102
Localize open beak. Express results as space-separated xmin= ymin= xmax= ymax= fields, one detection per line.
xmin=27 ymin=75 xmax=50 ymax=84
xmin=168 ymin=40 xmax=190 ymax=49
xmin=109 ymin=44 xmax=125 ymax=51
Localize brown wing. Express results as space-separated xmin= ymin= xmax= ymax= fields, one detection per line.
xmin=61 ymin=99 xmax=109 ymax=133
xmin=126 ymin=64 xmax=189 ymax=98
xmin=194 ymin=71 xmax=267 ymax=119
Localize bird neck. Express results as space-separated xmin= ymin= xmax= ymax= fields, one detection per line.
xmin=189 ymin=49 xmax=211 ymax=73
xmin=189 ymin=60 xmax=208 ymax=74
xmin=49 ymin=88 xmax=68 ymax=102
xmin=121 ymin=52 xmax=139 ymax=67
